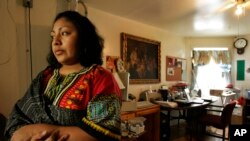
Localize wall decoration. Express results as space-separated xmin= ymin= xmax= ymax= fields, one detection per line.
xmin=106 ymin=56 xmax=119 ymax=73
xmin=121 ymin=32 xmax=161 ymax=84
xmin=167 ymin=68 xmax=175 ymax=76
xmin=237 ymin=60 xmax=245 ymax=81
xmin=166 ymin=56 xmax=186 ymax=81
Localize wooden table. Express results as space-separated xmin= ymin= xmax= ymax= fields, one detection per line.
xmin=121 ymin=104 xmax=160 ymax=141
xmin=159 ymin=101 xmax=210 ymax=140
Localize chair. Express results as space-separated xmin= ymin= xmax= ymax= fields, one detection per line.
xmin=242 ymin=98 xmax=250 ymax=124
xmin=198 ymin=101 xmax=236 ymax=141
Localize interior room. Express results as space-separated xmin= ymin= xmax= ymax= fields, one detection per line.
xmin=1 ymin=0 xmax=250 ymax=140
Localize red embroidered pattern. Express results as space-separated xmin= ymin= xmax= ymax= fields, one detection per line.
xmin=43 ymin=65 xmax=121 ymax=110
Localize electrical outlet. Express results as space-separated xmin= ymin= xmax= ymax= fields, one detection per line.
xmin=23 ymin=0 xmax=33 ymax=8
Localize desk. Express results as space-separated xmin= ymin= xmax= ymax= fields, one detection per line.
xmin=159 ymin=102 xmax=210 ymax=140
xmin=121 ymin=104 xmax=160 ymax=141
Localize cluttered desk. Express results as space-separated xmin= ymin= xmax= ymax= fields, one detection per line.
xmin=150 ymin=88 xmax=217 ymax=141
xmin=121 ymin=88 xmax=218 ymax=141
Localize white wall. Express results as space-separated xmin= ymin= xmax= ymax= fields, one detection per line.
xmin=233 ymin=35 xmax=250 ymax=97
xmin=0 ymin=0 xmax=64 ymax=117
xmin=87 ymin=7 xmax=187 ymax=99
xmin=0 ymin=0 xmax=23 ymax=117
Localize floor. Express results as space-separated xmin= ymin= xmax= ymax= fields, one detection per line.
xmin=169 ymin=123 xmax=228 ymax=141
xmin=165 ymin=100 xmax=244 ymax=141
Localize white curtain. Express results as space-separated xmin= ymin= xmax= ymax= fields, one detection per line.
xmin=191 ymin=50 xmax=232 ymax=96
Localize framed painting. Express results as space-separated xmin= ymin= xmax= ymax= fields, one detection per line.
xmin=121 ymin=32 xmax=161 ymax=84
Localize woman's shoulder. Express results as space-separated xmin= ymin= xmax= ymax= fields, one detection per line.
xmin=31 ymin=66 xmax=54 ymax=79
xmin=88 ymin=65 xmax=113 ymax=77
xmin=42 ymin=66 xmax=55 ymax=75
xmin=89 ymin=65 xmax=110 ymax=73
xmin=37 ymin=66 xmax=55 ymax=82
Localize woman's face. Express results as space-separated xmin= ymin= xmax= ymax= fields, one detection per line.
xmin=50 ymin=17 xmax=79 ymax=66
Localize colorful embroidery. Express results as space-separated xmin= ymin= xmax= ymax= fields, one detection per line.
xmin=44 ymin=66 xmax=93 ymax=110
xmin=87 ymin=95 xmax=120 ymax=122
xmin=82 ymin=117 xmax=121 ymax=140
xmin=42 ymin=65 xmax=122 ymax=139
xmin=5 ymin=65 xmax=122 ymax=141
xmin=86 ymin=94 xmax=121 ymax=132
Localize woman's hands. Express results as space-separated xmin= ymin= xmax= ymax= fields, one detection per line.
xmin=11 ymin=124 xmax=97 ymax=141
xmin=59 ymin=126 xmax=97 ymax=141
xmin=11 ymin=124 xmax=69 ymax=141
xmin=30 ymin=130 xmax=69 ymax=141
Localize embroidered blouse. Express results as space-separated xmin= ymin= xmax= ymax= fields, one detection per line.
xmin=5 ymin=65 xmax=122 ymax=141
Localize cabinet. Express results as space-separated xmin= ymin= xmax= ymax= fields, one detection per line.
xmin=121 ymin=104 xmax=160 ymax=141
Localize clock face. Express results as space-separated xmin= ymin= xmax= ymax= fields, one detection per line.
xmin=234 ymin=38 xmax=247 ymax=49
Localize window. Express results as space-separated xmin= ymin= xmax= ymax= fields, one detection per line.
xmin=191 ymin=48 xmax=232 ymax=96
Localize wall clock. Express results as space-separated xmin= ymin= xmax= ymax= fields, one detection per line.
xmin=234 ymin=38 xmax=248 ymax=54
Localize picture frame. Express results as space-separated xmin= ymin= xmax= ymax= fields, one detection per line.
xmin=106 ymin=56 xmax=119 ymax=73
xmin=121 ymin=32 xmax=161 ymax=84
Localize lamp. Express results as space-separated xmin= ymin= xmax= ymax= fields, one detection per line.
xmin=235 ymin=4 xmax=245 ymax=15
xmin=234 ymin=0 xmax=247 ymax=16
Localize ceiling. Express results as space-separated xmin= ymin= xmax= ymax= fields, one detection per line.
xmin=84 ymin=0 xmax=250 ymax=37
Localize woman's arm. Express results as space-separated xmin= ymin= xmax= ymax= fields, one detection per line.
xmin=11 ymin=124 xmax=97 ymax=141
xmin=11 ymin=124 xmax=58 ymax=141
xmin=59 ymin=126 xmax=97 ymax=141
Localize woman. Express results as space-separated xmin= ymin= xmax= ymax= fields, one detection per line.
xmin=5 ymin=11 xmax=122 ymax=141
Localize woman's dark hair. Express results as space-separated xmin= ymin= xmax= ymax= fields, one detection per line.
xmin=47 ymin=11 xmax=104 ymax=68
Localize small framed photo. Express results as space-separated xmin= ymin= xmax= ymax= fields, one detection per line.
xmin=106 ymin=56 xmax=119 ymax=73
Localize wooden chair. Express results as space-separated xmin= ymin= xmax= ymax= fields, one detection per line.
xmin=198 ymin=101 xmax=236 ymax=141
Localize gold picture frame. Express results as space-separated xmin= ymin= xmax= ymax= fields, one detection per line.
xmin=121 ymin=32 xmax=161 ymax=84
